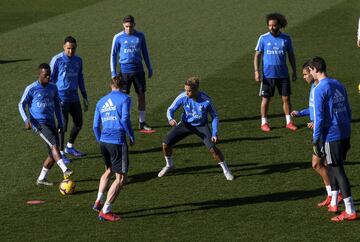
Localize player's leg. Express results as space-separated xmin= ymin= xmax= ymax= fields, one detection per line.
xmin=158 ymin=122 xmax=191 ymax=177
xmin=278 ymin=78 xmax=297 ymax=131
xmin=194 ymin=124 xmax=234 ymax=180
xmin=259 ymin=78 xmax=274 ymax=132
xmin=328 ymin=139 xmax=357 ymax=221
xmin=98 ymin=142 xmax=128 ymax=221
xmin=312 ymin=155 xmax=332 ymax=207
xmin=37 ymin=124 xmax=72 ymax=182
xmin=134 ymin=71 xmax=152 ymax=130
xmin=59 ymin=102 xmax=72 ymax=164
xmin=65 ymin=101 xmax=85 ymax=157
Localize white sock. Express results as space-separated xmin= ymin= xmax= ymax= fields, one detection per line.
xmin=96 ymin=192 xmax=104 ymax=203
xmin=343 ymin=196 xmax=356 ymax=214
xmin=218 ymin=161 xmax=230 ymax=173
xmin=165 ymin=156 xmax=173 ymax=167
xmin=102 ymin=202 xmax=112 ymax=214
xmin=139 ymin=111 xmax=146 ymax=123
xmin=330 ymin=190 xmax=339 ymax=206
xmin=67 ymin=142 xmax=73 ymax=148
xmin=38 ymin=167 xmax=49 ymax=180
xmin=285 ymin=115 xmax=291 ymax=125
xmin=325 ymin=185 xmax=332 ymax=196
xmin=56 ymin=159 xmax=68 ymax=173
xmin=261 ymin=117 xmax=268 ymax=126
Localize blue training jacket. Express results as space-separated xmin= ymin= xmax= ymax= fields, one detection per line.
xmin=167 ymin=91 xmax=219 ymax=137
xmin=298 ymin=83 xmax=315 ymax=121
xmin=93 ymin=91 xmax=134 ymax=145
xmin=110 ymin=30 xmax=152 ymax=77
xmin=313 ymin=77 xmax=351 ymax=142
xmin=18 ymin=80 xmax=64 ymax=129
xmin=50 ymin=52 xmax=87 ymax=103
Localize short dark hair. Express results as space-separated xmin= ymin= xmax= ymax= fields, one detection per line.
xmin=302 ymin=59 xmax=311 ymax=70
xmin=308 ymin=56 xmax=327 ymax=73
xmin=123 ymin=15 xmax=135 ymax=23
xmin=111 ymin=75 xmax=125 ymax=88
xmin=38 ymin=63 xmax=50 ymax=70
xmin=266 ymin=12 xmax=287 ymax=28
xmin=185 ymin=77 xmax=200 ymax=90
xmin=64 ymin=36 xmax=77 ymax=45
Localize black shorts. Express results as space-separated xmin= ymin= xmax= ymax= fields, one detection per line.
xmin=121 ymin=71 xmax=146 ymax=94
xmin=100 ymin=142 xmax=129 ymax=174
xmin=37 ymin=123 xmax=59 ymax=156
xmin=323 ymin=138 xmax=350 ymax=166
xmin=259 ymin=77 xmax=291 ymax=97
xmin=61 ymin=101 xmax=83 ymax=132
xmin=163 ymin=122 xmax=215 ymax=150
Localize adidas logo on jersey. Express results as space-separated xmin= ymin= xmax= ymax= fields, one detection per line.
xmin=101 ymin=98 xmax=116 ymax=112
xmin=333 ymin=89 xmax=344 ymax=103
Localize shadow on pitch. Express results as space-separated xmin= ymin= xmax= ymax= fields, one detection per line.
xmin=0 ymin=59 xmax=31 ymax=64
xmin=120 ymin=188 xmax=324 ymax=219
xmin=130 ymin=136 xmax=281 ymax=154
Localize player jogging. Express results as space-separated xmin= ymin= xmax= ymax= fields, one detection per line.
xmin=50 ymin=36 xmax=88 ymax=163
xmin=254 ymin=12 xmax=297 ymax=132
xmin=158 ymin=77 xmax=234 ymax=181
xmin=18 ymin=63 xmax=73 ymax=186
xmin=309 ymin=56 xmax=357 ymax=222
xmin=110 ymin=15 xmax=153 ymax=131
xmin=92 ymin=76 xmax=135 ymax=222
xmin=291 ymin=61 xmax=341 ymax=207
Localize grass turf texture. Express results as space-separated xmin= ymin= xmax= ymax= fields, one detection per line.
xmin=1 ymin=0 xmax=360 ymax=240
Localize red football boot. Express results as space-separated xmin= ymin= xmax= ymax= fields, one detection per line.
xmin=286 ymin=121 xmax=298 ymax=131
xmin=331 ymin=211 xmax=357 ymax=222
xmin=261 ymin=123 xmax=271 ymax=132
xmin=98 ymin=210 xmax=121 ymax=222
xmin=317 ymin=196 xmax=331 ymax=207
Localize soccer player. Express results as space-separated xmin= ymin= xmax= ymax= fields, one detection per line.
xmin=50 ymin=36 xmax=88 ymax=163
xmin=18 ymin=63 xmax=73 ymax=186
xmin=92 ymin=76 xmax=135 ymax=222
xmin=157 ymin=77 xmax=234 ymax=181
xmin=254 ymin=12 xmax=297 ymax=132
xmin=309 ymin=56 xmax=357 ymax=222
xmin=110 ymin=15 xmax=153 ymax=131
xmin=291 ymin=61 xmax=337 ymax=207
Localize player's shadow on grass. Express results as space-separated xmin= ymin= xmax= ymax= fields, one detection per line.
xmin=120 ymin=188 xmax=324 ymax=219
xmin=0 ymin=58 xmax=31 ymax=64
xmin=130 ymin=136 xmax=281 ymax=154
xmin=219 ymin=113 xmax=283 ymax=123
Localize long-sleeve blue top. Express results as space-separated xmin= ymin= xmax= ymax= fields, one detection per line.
xmin=110 ymin=30 xmax=152 ymax=77
xmin=167 ymin=92 xmax=219 ymax=136
xmin=18 ymin=80 xmax=64 ymax=129
xmin=297 ymin=83 xmax=315 ymax=121
xmin=313 ymin=77 xmax=351 ymax=142
xmin=93 ymin=91 xmax=134 ymax=144
xmin=50 ymin=52 xmax=87 ymax=102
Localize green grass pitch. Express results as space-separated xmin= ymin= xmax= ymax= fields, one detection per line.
xmin=0 ymin=0 xmax=360 ymax=241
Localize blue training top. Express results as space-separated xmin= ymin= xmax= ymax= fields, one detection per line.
xmin=298 ymin=83 xmax=315 ymax=121
xmin=18 ymin=80 xmax=64 ymax=129
xmin=313 ymin=77 xmax=351 ymax=142
xmin=110 ymin=30 xmax=152 ymax=77
xmin=167 ymin=91 xmax=219 ymax=137
xmin=93 ymin=91 xmax=134 ymax=145
xmin=255 ymin=32 xmax=294 ymax=78
xmin=50 ymin=52 xmax=87 ymax=103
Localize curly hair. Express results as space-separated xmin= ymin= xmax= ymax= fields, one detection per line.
xmin=266 ymin=12 xmax=287 ymax=28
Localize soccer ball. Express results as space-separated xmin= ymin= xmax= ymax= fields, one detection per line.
xmin=59 ymin=179 xmax=76 ymax=195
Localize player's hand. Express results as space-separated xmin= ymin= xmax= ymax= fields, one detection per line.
xmin=307 ymin=122 xmax=314 ymax=129
xmin=129 ymin=136 xmax=135 ymax=146
xmin=83 ymin=98 xmax=89 ymax=112
xmin=25 ymin=120 xmax=32 ymax=130
xmin=148 ymin=68 xmax=153 ymax=78
xmin=292 ymin=72 xmax=297 ymax=82
xmin=290 ymin=110 xmax=299 ymax=117
xmin=211 ymin=136 xmax=218 ymax=143
xmin=254 ymin=71 xmax=261 ymax=83
xmin=169 ymin=119 xmax=177 ymax=127
xmin=313 ymin=140 xmax=324 ymax=158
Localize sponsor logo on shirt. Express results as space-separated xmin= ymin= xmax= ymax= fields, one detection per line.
xmin=101 ymin=99 xmax=117 ymax=122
